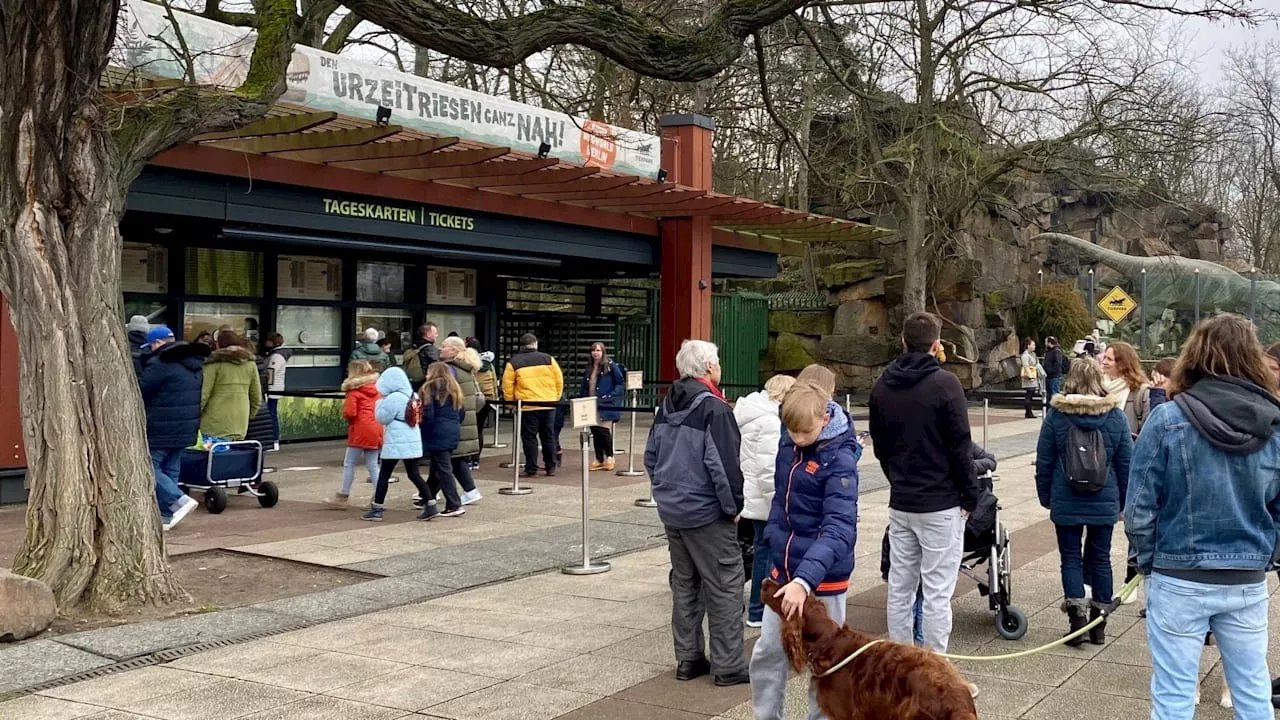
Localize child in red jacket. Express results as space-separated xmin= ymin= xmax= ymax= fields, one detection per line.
xmin=326 ymin=360 xmax=383 ymax=507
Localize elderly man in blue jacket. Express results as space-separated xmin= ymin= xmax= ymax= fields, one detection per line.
xmin=645 ymin=339 xmax=749 ymax=687
xmin=139 ymin=327 xmax=208 ymax=530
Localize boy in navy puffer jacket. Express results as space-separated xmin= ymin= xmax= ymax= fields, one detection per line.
xmin=749 ymin=381 xmax=860 ymax=720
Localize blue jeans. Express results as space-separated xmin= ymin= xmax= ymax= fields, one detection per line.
xmin=747 ymin=520 xmax=770 ymax=622
xmin=1147 ymin=573 xmax=1271 ymax=720
xmin=912 ymin=589 xmax=924 ymax=645
xmin=150 ymin=448 xmax=185 ymax=520
xmin=1054 ymin=523 xmax=1113 ymax=602
xmin=267 ymin=398 xmax=280 ymax=443
xmin=341 ymin=447 xmax=379 ymax=496
xmin=1046 ymin=376 xmax=1063 ymax=401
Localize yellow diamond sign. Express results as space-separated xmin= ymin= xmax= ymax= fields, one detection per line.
xmin=1098 ymin=286 xmax=1137 ymax=323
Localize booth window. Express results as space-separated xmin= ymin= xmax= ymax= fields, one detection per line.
xmin=186 ymin=248 xmax=264 ymax=297
xmin=122 ymin=243 xmax=168 ymax=293
xmin=357 ymin=261 xmax=406 ymax=304
xmin=426 ymin=266 xmax=476 ymax=306
xmin=277 ymin=305 xmax=342 ymax=358
xmin=426 ymin=310 xmax=478 ymax=340
xmin=278 ymin=255 xmax=342 ymax=300
xmin=185 ymin=302 xmax=259 ymax=343
xmin=355 ymin=308 xmax=412 ymax=360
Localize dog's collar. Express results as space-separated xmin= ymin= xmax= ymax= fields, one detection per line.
xmin=815 ymin=639 xmax=885 ymax=677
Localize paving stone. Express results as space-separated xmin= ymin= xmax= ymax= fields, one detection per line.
xmin=235 ymin=695 xmax=409 ymax=720
xmin=597 ymin=509 xmax=664 ymax=528
xmin=325 ymin=576 xmax=451 ymax=606
xmin=613 ymin=673 xmax=750 ymax=716
xmin=124 ymin=677 xmax=309 ymax=720
xmin=163 ymin=639 xmax=321 ymax=678
xmin=39 ymin=666 xmax=209 ymax=708
xmin=0 ymin=695 xmax=102 ymax=720
xmin=357 ymin=631 xmax=574 ymax=679
xmin=251 ymin=586 xmax=398 ymax=622
xmin=1023 ymin=687 xmax=1151 ymax=720
xmin=555 ymin=697 xmax=710 ymax=720
xmin=1063 ymin=659 xmax=1152 ymax=699
xmin=270 ymin=619 xmax=408 ymax=651
xmin=56 ymin=608 xmax=302 ymax=660
xmin=969 ymin=676 xmax=1055 ymax=718
xmin=516 ymin=654 xmax=667 ymax=695
xmin=71 ymin=712 xmax=157 ymax=720
xmin=955 ymin=648 xmax=1087 ymax=686
xmin=326 ymin=665 xmax=500 ymax=711
xmin=364 ymin=605 xmax=546 ymax=640
xmin=0 ymin=640 xmax=113 ymax=693
xmin=510 ymin=621 xmax=645 ymax=654
xmin=594 ymin=630 xmax=675 ymax=667
xmin=250 ymin=650 xmax=408 ymax=693
xmin=426 ymin=681 xmax=598 ymax=720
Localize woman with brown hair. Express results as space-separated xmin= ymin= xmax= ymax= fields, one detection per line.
xmin=581 ymin=342 xmax=625 ymax=471
xmin=419 ymin=362 xmax=467 ymax=517
xmin=1099 ymin=341 xmax=1150 ymax=436
xmin=1127 ymin=314 xmax=1280 ymax=718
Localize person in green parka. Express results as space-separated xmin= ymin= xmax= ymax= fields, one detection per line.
xmin=200 ymin=330 xmax=263 ymax=441
xmin=350 ymin=327 xmax=393 ymax=370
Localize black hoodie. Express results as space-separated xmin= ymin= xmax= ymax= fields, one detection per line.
xmin=869 ymin=352 xmax=980 ymax=513
xmin=1174 ymin=376 xmax=1280 ymax=454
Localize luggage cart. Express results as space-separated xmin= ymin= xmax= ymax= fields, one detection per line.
xmin=178 ymin=440 xmax=279 ymax=514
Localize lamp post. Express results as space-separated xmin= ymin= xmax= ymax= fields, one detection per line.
xmin=1088 ymin=268 xmax=1095 ymax=328
xmin=1194 ymin=268 xmax=1201 ymax=324
xmin=1037 ymin=269 xmax=1043 ymax=287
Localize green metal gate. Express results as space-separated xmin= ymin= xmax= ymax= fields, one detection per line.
xmin=712 ymin=292 xmax=769 ymax=393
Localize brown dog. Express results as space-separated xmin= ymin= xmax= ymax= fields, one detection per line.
xmin=761 ymin=579 xmax=977 ymax=720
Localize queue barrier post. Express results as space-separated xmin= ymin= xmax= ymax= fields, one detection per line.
xmin=498 ymin=400 xmax=533 ymax=496
xmin=563 ymin=425 xmax=611 ymax=575
xmin=618 ymin=389 xmax=647 ymax=480
xmin=490 ymin=398 xmax=507 ymax=449
xmin=633 ymin=405 xmax=659 ymax=507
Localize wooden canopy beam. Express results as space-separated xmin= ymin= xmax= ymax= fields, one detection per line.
xmin=531 ymin=182 xmax=670 ymax=202
xmin=390 ymin=157 xmax=558 ymax=181
xmin=336 ymin=147 xmax=510 ymax=173
xmin=205 ymin=125 xmax=402 ymax=154
xmin=273 ymin=137 xmax=460 ymax=163
xmin=728 ymin=218 xmax=833 ymax=232
xmin=581 ymin=189 xmax=707 ymax=209
xmin=503 ymin=176 xmax=635 ymax=196
xmin=193 ymin=112 xmax=337 ymax=142
xmin=713 ymin=206 xmax=788 ymax=223
xmin=470 ymin=167 xmax=600 ymax=189
xmin=601 ymin=196 xmax=742 ymax=214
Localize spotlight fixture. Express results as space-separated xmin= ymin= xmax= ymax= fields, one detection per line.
xmin=375 ymin=105 xmax=392 ymax=126
xmin=656 ymin=168 xmax=668 ymax=183
xmin=537 ymin=141 xmax=552 ymax=159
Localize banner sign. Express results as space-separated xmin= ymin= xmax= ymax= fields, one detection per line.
xmin=114 ymin=1 xmax=662 ymax=177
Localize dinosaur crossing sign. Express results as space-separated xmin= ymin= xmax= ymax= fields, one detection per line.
xmin=1099 ymin=286 xmax=1138 ymax=323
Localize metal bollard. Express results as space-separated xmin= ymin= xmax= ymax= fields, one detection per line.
xmin=490 ymin=400 xmax=507 ymax=449
xmin=633 ymin=405 xmax=658 ymax=507
xmin=563 ymin=427 xmax=611 ymax=575
xmin=499 ymin=400 xmax=532 ymax=495
xmin=983 ymin=398 xmax=989 ymax=450
xmin=619 ymin=390 xmax=646 ymax=479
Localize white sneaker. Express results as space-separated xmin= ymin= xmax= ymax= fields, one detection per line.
xmin=745 ymin=619 xmax=762 ymax=629
xmin=168 ymin=495 xmax=198 ymax=529
xmin=461 ymin=489 xmax=482 ymax=505
xmin=968 ymin=682 xmax=980 ymax=699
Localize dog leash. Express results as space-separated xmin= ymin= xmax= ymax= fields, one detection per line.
xmin=817 ymin=639 xmax=885 ymax=677
xmin=815 ymin=575 xmax=1142 ymax=672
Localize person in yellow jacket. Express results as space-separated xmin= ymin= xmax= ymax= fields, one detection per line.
xmin=503 ymin=333 xmax=564 ymax=476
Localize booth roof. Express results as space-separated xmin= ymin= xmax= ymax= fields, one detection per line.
xmin=124 ymin=93 xmax=891 ymax=256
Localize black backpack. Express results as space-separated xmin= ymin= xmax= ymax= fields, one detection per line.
xmin=1064 ymin=425 xmax=1109 ymax=493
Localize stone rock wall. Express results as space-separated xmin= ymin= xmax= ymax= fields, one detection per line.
xmin=749 ymin=173 xmax=1231 ymax=392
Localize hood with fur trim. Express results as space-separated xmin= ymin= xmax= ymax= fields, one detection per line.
xmin=341 ymin=373 xmax=380 ymax=392
xmin=1049 ymin=393 xmax=1115 ymax=416
xmin=207 ymin=345 xmax=255 ymax=365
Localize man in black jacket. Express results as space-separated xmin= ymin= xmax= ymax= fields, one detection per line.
xmin=870 ymin=312 xmax=982 ymax=666
xmin=1042 ymin=336 xmax=1067 ymax=403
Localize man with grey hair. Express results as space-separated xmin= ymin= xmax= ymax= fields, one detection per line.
xmin=644 ymin=339 xmax=749 ymax=687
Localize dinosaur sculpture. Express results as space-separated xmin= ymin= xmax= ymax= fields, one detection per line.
xmin=1032 ymin=232 xmax=1278 ymax=315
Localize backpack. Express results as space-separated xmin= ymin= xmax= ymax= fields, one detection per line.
xmin=404 ymin=393 xmax=423 ymax=428
xmin=403 ymin=347 xmax=426 ymax=384
xmin=1064 ymin=424 xmax=1109 ymax=493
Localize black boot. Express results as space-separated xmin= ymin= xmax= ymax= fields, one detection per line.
xmin=1088 ymin=603 xmax=1107 ymax=645
xmin=1063 ymin=599 xmax=1089 ymax=647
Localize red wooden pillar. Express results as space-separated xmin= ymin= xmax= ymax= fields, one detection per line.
xmin=658 ymin=114 xmax=716 ymax=381
xmin=0 ymin=295 xmax=26 ymax=473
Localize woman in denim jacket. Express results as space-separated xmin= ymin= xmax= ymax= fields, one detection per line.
xmin=1126 ymin=314 xmax=1280 ymax=720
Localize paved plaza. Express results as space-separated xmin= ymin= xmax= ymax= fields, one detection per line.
xmin=1 ymin=411 xmax=1273 ymax=719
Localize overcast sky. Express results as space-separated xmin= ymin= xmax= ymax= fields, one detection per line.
xmin=1183 ymin=14 xmax=1279 ymax=83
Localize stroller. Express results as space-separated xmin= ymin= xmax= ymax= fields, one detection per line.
xmin=178 ymin=439 xmax=279 ymax=514
xmin=880 ymin=445 xmax=1028 ymax=641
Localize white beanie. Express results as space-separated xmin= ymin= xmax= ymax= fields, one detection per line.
xmin=364 ymin=327 xmax=379 ymax=342
xmin=126 ymin=315 xmax=150 ymax=334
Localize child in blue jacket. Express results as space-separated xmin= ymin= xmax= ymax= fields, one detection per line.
xmin=749 ymin=380 xmax=860 ymax=720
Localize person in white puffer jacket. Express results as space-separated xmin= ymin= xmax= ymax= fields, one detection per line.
xmin=735 ymin=374 xmax=797 ymax=627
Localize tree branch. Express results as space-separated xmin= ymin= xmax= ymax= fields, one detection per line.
xmin=340 ymin=0 xmax=879 ymax=82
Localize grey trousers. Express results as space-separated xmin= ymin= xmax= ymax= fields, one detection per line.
xmin=887 ymin=506 xmax=965 ymax=652
xmin=750 ymin=593 xmax=846 ymax=720
xmin=665 ymin=519 xmax=747 ymax=675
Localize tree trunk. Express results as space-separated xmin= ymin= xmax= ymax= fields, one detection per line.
xmin=1 ymin=0 xmax=182 ymax=610
xmin=902 ymin=192 xmax=929 ymax=314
